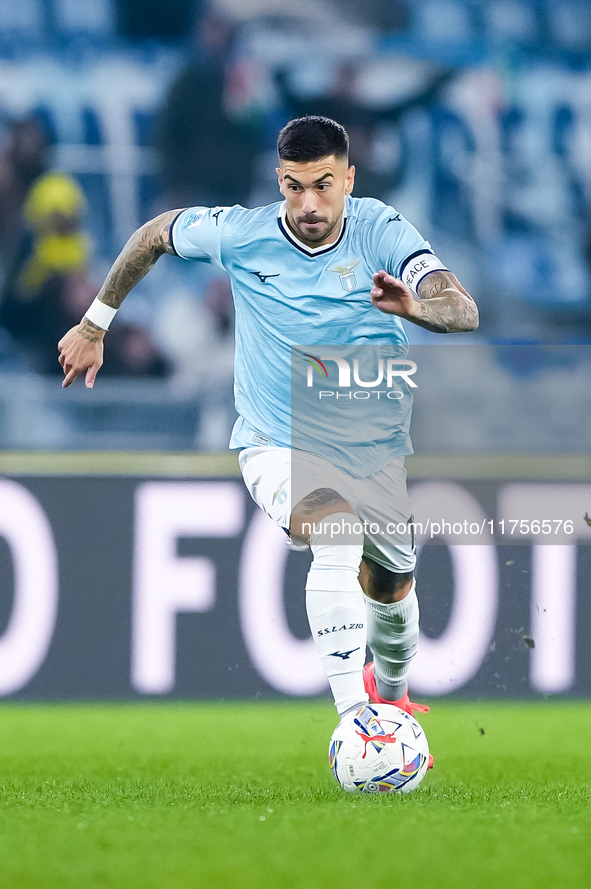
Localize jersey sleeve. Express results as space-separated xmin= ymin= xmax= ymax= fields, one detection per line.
xmin=371 ymin=208 xmax=449 ymax=292
xmin=170 ymin=206 xmax=228 ymax=268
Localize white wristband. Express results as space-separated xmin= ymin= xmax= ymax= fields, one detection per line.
xmin=84 ymin=298 xmax=118 ymax=331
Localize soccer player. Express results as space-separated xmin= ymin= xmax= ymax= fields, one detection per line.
xmin=58 ymin=116 xmax=478 ymax=732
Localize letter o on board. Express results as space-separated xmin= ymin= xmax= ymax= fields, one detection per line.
xmin=408 ymin=481 xmax=498 ymax=695
xmin=0 ymin=479 xmax=58 ymax=694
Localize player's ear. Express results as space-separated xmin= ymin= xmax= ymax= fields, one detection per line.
xmin=276 ymin=167 xmax=285 ymax=196
xmin=345 ymin=165 xmax=355 ymax=195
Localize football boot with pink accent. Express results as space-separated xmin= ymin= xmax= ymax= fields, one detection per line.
xmin=363 ymin=662 xmax=434 ymax=769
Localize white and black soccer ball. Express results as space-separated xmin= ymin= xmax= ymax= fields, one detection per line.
xmin=329 ymin=703 xmax=430 ymax=794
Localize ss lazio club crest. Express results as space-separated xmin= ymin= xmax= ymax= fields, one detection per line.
xmin=329 ymin=258 xmax=362 ymax=292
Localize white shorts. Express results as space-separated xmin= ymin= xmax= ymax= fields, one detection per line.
xmin=239 ymin=446 xmax=416 ymax=573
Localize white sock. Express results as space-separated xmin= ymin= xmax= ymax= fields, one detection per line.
xmin=305 ymin=513 xmax=368 ymax=716
xmin=365 ymin=580 xmax=420 ymax=700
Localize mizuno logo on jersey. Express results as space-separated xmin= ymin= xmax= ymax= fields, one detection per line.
xmin=387 ymin=214 xmax=401 ymax=222
xmin=250 ymin=271 xmax=280 ymax=284
xmin=329 ymin=258 xmax=361 ymax=292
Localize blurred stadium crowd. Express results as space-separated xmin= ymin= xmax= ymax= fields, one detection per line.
xmin=0 ymin=0 xmax=590 ymax=449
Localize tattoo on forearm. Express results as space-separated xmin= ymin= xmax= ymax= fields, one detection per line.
xmin=97 ymin=209 xmax=183 ymax=310
xmin=77 ymin=319 xmax=104 ymax=343
xmin=298 ymin=488 xmax=350 ymax=515
xmin=417 ymin=271 xmax=479 ymax=333
xmin=424 ymin=273 xmax=452 ymax=298
xmin=419 ymin=289 xmax=479 ymax=333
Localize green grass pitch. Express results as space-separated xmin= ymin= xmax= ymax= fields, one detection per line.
xmin=1 ymin=700 xmax=590 ymax=888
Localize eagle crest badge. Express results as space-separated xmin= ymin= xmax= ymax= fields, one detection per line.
xmin=329 ymin=258 xmax=362 ymax=292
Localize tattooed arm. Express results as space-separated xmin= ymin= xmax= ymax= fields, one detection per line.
xmin=370 ymin=269 xmax=479 ymax=333
xmin=414 ymin=270 xmax=478 ymax=333
xmin=58 ymin=209 xmax=182 ymax=388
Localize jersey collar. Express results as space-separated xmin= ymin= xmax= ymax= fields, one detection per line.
xmin=277 ymin=200 xmax=348 ymax=256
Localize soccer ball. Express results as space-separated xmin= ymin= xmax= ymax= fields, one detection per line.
xmin=329 ymin=703 xmax=430 ymax=793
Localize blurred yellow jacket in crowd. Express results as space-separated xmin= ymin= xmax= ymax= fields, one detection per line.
xmin=20 ymin=171 xmax=90 ymax=294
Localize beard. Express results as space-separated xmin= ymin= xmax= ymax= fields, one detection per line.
xmin=292 ymin=213 xmax=340 ymax=245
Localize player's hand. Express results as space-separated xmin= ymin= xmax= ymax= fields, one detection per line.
xmin=58 ymin=324 xmax=104 ymax=389
xmin=370 ymin=271 xmax=419 ymax=320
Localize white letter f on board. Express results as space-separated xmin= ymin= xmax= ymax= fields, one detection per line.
xmin=132 ymin=481 xmax=244 ymax=694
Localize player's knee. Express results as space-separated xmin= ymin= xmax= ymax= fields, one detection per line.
xmin=290 ymin=487 xmax=355 ymax=543
xmin=309 ymin=509 xmax=363 ymax=558
xmin=306 ymin=513 xmax=364 ymax=590
xmin=361 ymin=558 xmax=413 ymax=603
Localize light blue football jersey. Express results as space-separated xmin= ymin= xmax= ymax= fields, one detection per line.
xmin=171 ymin=196 xmax=442 ymax=477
